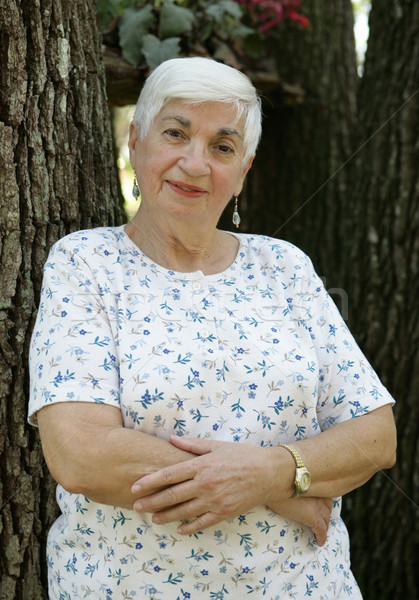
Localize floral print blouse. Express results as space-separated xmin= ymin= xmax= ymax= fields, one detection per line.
xmin=29 ymin=226 xmax=394 ymax=599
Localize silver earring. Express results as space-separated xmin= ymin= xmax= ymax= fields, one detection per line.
xmin=232 ymin=196 xmax=240 ymax=228
xmin=132 ymin=177 xmax=140 ymax=200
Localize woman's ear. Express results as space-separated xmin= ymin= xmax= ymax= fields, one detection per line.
xmin=128 ymin=122 xmax=139 ymax=164
xmin=242 ymin=155 xmax=255 ymax=178
xmin=234 ymin=155 xmax=255 ymax=197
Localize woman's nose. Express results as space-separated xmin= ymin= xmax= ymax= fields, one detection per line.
xmin=178 ymin=142 xmax=211 ymax=176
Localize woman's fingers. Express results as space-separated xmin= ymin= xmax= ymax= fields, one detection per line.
xmin=169 ymin=435 xmax=221 ymax=455
xmin=133 ymin=478 xmax=197 ymax=512
xmin=151 ymin=498 xmax=208 ymax=526
xmin=132 ymin=459 xmax=197 ymax=496
xmin=310 ymin=498 xmax=333 ymax=546
xmin=268 ymin=496 xmax=334 ymax=547
xmin=176 ymin=511 xmax=220 ymax=535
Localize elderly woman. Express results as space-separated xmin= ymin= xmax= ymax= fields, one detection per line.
xmin=29 ymin=57 xmax=396 ymax=599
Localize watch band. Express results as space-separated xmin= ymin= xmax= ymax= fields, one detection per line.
xmin=278 ymin=444 xmax=305 ymax=468
xmin=278 ymin=443 xmax=311 ymax=497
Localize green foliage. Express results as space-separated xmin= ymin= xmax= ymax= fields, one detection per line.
xmin=142 ymin=34 xmax=181 ymax=69
xmin=205 ymin=0 xmax=242 ymax=25
xmin=205 ymin=0 xmax=254 ymax=39
xmin=96 ymin=0 xmax=123 ymax=28
xmin=159 ymin=1 xmax=194 ymax=38
xmin=96 ymin=0 xmax=260 ymax=70
xmin=96 ymin=0 xmax=308 ymax=70
xmin=118 ymin=6 xmax=155 ymax=67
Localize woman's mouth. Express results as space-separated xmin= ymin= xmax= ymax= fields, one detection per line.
xmin=166 ymin=180 xmax=207 ymax=197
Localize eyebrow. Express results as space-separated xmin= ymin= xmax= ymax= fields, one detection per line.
xmin=160 ymin=115 xmax=243 ymax=140
xmin=218 ymin=127 xmax=243 ymax=140
xmin=160 ymin=115 xmax=191 ymax=128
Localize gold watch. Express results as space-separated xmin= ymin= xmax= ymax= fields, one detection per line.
xmin=278 ymin=444 xmax=312 ymax=497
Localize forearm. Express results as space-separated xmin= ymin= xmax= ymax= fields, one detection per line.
xmin=264 ymin=408 xmax=395 ymax=543
xmin=80 ymin=428 xmax=196 ymax=508
xmin=270 ymin=405 xmax=396 ymax=501
xmin=37 ymin=403 xmax=196 ymax=509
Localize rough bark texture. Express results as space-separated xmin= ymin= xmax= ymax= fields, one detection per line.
xmin=0 ymin=1 xmax=122 ymax=598
xmin=236 ymin=0 xmax=358 ymax=290
xmin=341 ymin=1 xmax=419 ymax=597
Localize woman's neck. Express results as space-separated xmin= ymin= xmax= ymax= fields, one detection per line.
xmin=125 ymin=208 xmax=239 ymax=275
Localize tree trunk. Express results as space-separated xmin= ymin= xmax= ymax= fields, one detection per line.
xmin=0 ymin=1 xmax=122 ymax=598
xmin=237 ymin=0 xmax=358 ymax=290
xmin=341 ymin=1 xmax=419 ymax=597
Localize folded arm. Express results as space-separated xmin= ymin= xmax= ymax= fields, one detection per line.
xmin=37 ymin=401 xmax=396 ymax=541
xmin=36 ymin=401 xmax=197 ymax=509
xmin=37 ymin=400 xmax=333 ymax=544
xmin=131 ymin=404 xmax=396 ymax=535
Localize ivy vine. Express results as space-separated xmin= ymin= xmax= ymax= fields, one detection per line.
xmin=96 ymin=0 xmax=308 ymax=71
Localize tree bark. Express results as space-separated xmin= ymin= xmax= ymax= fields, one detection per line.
xmin=229 ymin=0 xmax=358 ymax=317
xmin=341 ymin=1 xmax=419 ymax=597
xmin=0 ymin=1 xmax=122 ymax=598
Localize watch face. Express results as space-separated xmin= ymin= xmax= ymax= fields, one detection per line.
xmin=300 ymin=471 xmax=311 ymax=492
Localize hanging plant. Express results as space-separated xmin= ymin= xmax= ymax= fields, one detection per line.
xmin=96 ymin=0 xmax=308 ymax=70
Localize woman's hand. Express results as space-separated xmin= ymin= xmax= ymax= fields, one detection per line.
xmin=131 ymin=436 xmax=293 ymax=535
xmin=267 ymin=497 xmax=333 ymax=546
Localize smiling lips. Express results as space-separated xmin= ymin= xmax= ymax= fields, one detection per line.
xmin=167 ymin=180 xmax=207 ymax=198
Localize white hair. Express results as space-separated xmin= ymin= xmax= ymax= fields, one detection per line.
xmin=132 ymin=57 xmax=262 ymax=165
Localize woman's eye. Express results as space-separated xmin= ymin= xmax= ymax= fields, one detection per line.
xmin=165 ymin=129 xmax=182 ymax=138
xmin=217 ymin=144 xmax=234 ymax=154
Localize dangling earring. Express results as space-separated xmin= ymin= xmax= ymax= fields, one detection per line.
xmin=232 ymin=196 xmax=240 ymax=228
xmin=132 ymin=176 xmax=140 ymax=200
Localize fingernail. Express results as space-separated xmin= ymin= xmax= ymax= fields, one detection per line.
xmin=134 ymin=501 xmax=143 ymax=512
xmin=132 ymin=484 xmax=141 ymax=494
xmin=152 ymin=515 xmax=161 ymax=524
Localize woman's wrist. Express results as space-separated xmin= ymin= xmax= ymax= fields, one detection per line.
xmin=265 ymin=445 xmax=297 ymax=503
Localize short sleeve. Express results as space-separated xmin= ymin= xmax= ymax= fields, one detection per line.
xmin=298 ymin=257 xmax=395 ymax=431
xmin=28 ymin=238 xmax=121 ymax=426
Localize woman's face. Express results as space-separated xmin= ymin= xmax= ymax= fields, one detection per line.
xmin=128 ymin=100 xmax=254 ymax=228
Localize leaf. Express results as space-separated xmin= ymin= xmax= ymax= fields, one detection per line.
xmin=159 ymin=1 xmax=195 ymax=39
xmin=205 ymin=0 xmax=243 ymax=25
xmin=141 ymin=34 xmax=181 ymax=70
xmin=230 ymin=22 xmax=255 ymax=38
xmin=96 ymin=0 xmax=122 ymax=29
xmin=118 ymin=5 xmax=155 ymax=67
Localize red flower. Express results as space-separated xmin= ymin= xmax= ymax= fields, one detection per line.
xmin=235 ymin=0 xmax=309 ymax=33
xmin=288 ymin=9 xmax=310 ymax=27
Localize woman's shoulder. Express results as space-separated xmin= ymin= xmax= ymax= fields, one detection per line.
xmin=236 ymin=233 xmax=313 ymax=271
xmin=47 ymin=225 xmax=125 ymax=262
